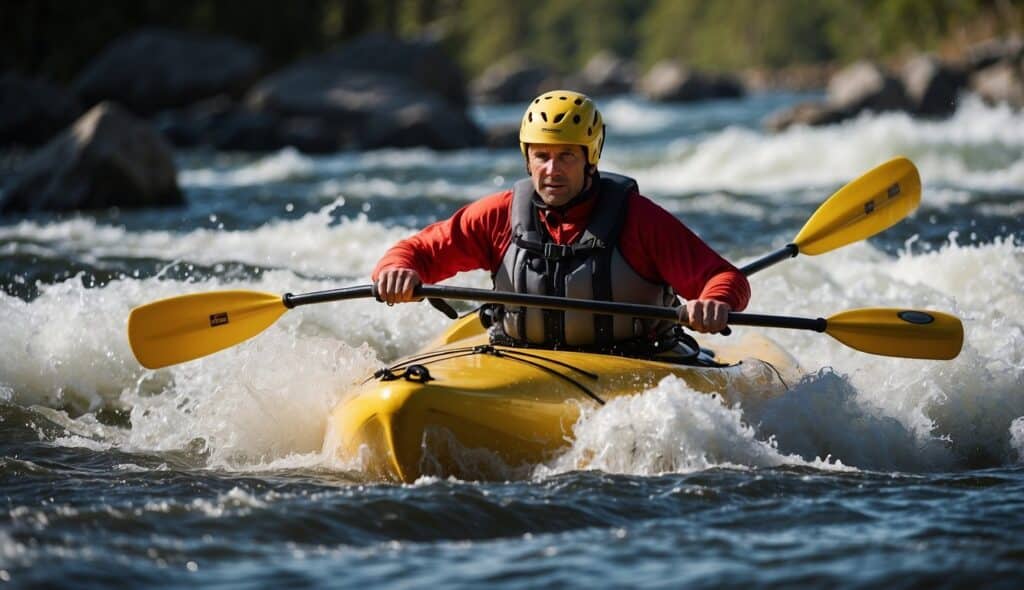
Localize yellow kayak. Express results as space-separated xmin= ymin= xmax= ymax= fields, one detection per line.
xmin=324 ymin=314 xmax=796 ymax=482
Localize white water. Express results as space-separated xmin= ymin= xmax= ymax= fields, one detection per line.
xmin=3 ymin=219 xmax=1019 ymax=474
xmin=2 ymin=97 xmax=1022 ymax=475
xmin=173 ymin=96 xmax=1024 ymax=202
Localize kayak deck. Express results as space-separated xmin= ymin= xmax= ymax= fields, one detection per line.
xmin=324 ymin=314 xmax=794 ymax=482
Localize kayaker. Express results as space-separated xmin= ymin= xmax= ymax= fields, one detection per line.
xmin=373 ymin=90 xmax=748 ymax=349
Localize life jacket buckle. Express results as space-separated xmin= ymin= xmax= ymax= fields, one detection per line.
xmin=543 ymin=243 xmax=573 ymax=260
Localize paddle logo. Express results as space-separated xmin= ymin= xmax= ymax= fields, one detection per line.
xmin=210 ymin=312 xmax=229 ymax=327
xmin=897 ymin=310 xmax=934 ymax=325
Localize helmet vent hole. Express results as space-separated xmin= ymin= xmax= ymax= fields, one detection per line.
xmin=559 ymin=96 xmax=567 ymax=100
xmin=573 ymin=114 xmax=581 ymax=124
xmin=553 ymin=113 xmax=565 ymax=123
xmin=574 ymin=98 xmax=583 ymax=105
xmin=592 ymin=112 xmax=599 ymax=126
xmin=587 ymin=128 xmax=592 ymax=136
xmin=534 ymin=99 xmax=540 ymax=104
xmin=544 ymin=96 xmax=552 ymax=100
xmin=540 ymin=112 xmax=548 ymax=122
xmin=528 ymin=112 xmax=533 ymax=122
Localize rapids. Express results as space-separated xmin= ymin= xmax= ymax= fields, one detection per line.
xmin=2 ymin=92 xmax=1022 ymax=587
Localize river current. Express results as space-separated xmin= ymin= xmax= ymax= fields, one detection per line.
xmin=1 ymin=93 xmax=1023 ymax=588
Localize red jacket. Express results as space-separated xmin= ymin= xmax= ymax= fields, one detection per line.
xmin=373 ymin=185 xmax=750 ymax=311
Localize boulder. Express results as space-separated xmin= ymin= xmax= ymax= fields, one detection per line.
xmin=963 ymin=36 xmax=1024 ymax=74
xmin=742 ymin=64 xmax=834 ymax=92
xmin=763 ymin=101 xmax=850 ymax=133
xmin=567 ymin=51 xmax=636 ymax=96
xmin=970 ymin=60 xmax=1024 ymax=108
xmin=827 ymin=61 xmax=909 ymax=113
xmin=638 ymin=60 xmax=744 ymax=102
xmin=153 ymin=95 xmax=237 ymax=147
xmin=247 ymin=65 xmax=482 ymax=151
xmin=0 ymin=73 xmax=84 ymax=148
xmin=311 ymin=32 xmax=469 ymax=107
xmin=901 ymin=54 xmax=966 ymax=117
xmin=73 ymin=28 xmax=264 ymax=116
xmin=1 ymin=102 xmax=183 ymax=213
xmin=471 ymin=56 xmax=559 ymax=104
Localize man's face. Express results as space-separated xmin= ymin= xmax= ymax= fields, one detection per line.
xmin=527 ymin=144 xmax=589 ymax=207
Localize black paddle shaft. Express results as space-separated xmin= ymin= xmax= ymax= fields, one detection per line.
xmin=282 ymin=284 xmax=827 ymax=333
xmin=740 ymin=243 xmax=799 ymax=276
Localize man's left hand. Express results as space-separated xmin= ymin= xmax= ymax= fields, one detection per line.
xmin=681 ymin=299 xmax=732 ymax=333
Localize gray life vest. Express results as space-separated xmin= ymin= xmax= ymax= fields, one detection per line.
xmin=492 ymin=172 xmax=677 ymax=347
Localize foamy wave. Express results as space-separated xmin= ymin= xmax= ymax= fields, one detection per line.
xmin=179 ymin=146 xmax=514 ymax=199
xmin=725 ymin=236 xmax=1024 ymax=470
xmin=0 ymin=206 xmax=414 ymax=278
xmin=630 ymin=96 xmax=1024 ymax=196
xmin=536 ymin=376 xmax=843 ymax=477
xmin=602 ymin=98 xmax=678 ymax=135
xmin=0 ymin=263 xmax=472 ymax=415
xmin=179 ymin=147 xmax=316 ymax=187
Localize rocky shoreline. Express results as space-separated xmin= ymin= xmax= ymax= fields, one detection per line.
xmin=1 ymin=29 xmax=1021 ymax=212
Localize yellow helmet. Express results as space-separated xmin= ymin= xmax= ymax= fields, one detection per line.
xmin=519 ymin=90 xmax=605 ymax=167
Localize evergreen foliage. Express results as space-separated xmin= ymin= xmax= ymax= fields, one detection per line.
xmin=2 ymin=0 xmax=1021 ymax=83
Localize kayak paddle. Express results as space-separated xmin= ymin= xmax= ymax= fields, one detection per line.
xmin=741 ymin=156 xmax=921 ymax=275
xmin=128 ymin=284 xmax=963 ymax=369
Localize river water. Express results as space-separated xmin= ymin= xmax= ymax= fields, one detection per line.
xmin=1 ymin=93 xmax=1023 ymax=588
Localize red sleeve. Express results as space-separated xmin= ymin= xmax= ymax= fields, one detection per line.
xmin=618 ymin=194 xmax=750 ymax=311
xmin=371 ymin=191 xmax=513 ymax=284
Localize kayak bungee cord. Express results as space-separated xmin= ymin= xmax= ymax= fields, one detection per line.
xmin=372 ymin=344 xmax=606 ymax=405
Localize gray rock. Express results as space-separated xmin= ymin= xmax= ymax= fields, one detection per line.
xmin=569 ymin=51 xmax=636 ymax=96
xmin=970 ymin=60 xmax=1024 ymax=108
xmin=901 ymin=54 xmax=966 ymax=117
xmin=638 ymin=60 xmax=744 ymax=102
xmin=763 ymin=101 xmax=850 ymax=133
xmin=0 ymin=73 xmax=83 ymax=147
xmin=153 ymin=95 xmax=237 ymax=147
xmin=74 ymin=28 xmax=264 ymax=116
xmin=247 ymin=64 xmax=481 ymax=151
xmin=361 ymin=101 xmax=483 ymax=150
xmin=157 ymin=96 xmax=353 ymax=153
xmin=210 ymin=110 xmax=289 ymax=153
xmin=471 ymin=56 xmax=559 ymax=104
xmin=827 ymin=61 xmax=909 ymax=113
xmin=312 ymin=32 xmax=469 ymax=108
xmin=963 ymin=36 xmax=1024 ymax=74
xmin=1 ymin=102 xmax=183 ymax=213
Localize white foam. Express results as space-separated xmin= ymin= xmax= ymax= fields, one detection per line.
xmin=1012 ymin=418 xmax=1024 ymax=463
xmin=532 ymin=236 xmax=1024 ymax=475
xmin=0 ymin=206 xmax=413 ymax=279
xmin=535 ymin=376 xmax=805 ymax=477
xmin=179 ymin=148 xmax=315 ymax=187
xmin=627 ymin=96 xmax=1024 ymax=196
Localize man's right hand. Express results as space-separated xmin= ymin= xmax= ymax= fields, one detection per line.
xmin=375 ymin=268 xmax=423 ymax=305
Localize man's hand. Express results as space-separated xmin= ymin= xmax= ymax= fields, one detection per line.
xmin=375 ymin=268 xmax=422 ymax=305
xmin=681 ymin=299 xmax=732 ymax=333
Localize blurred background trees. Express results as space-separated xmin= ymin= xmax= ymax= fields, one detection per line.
xmin=3 ymin=0 xmax=1022 ymax=82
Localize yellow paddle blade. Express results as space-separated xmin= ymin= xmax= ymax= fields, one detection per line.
xmin=794 ymin=157 xmax=921 ymax=256
xmin=128 ymin=290 xmax=287 ymax=369
xmin=825 ymin=308 xmax=964 ymax=360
